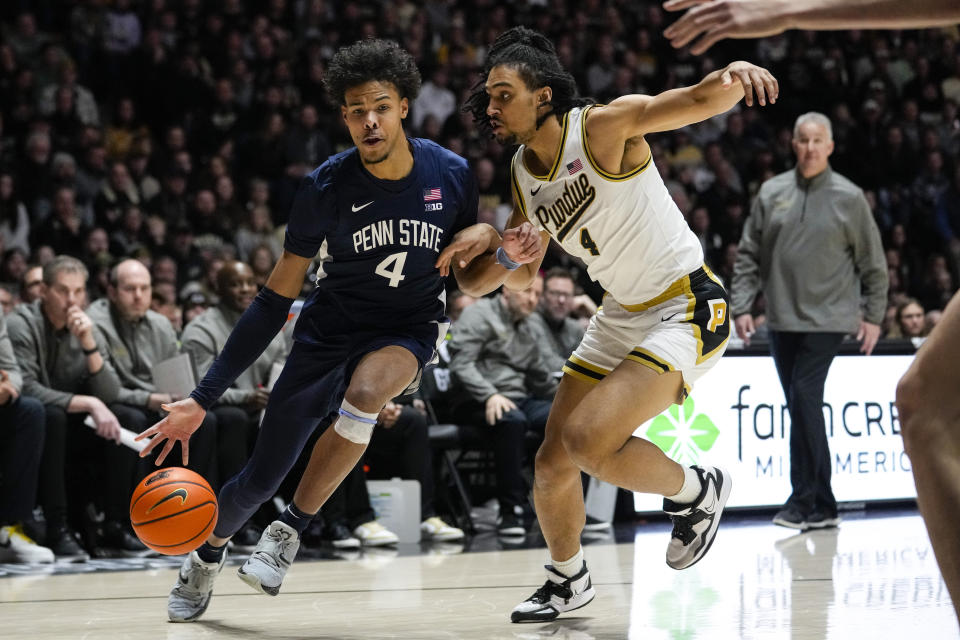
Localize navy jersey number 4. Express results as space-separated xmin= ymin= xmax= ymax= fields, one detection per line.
xmin=284 ymin=138 xmax=478 ymax=339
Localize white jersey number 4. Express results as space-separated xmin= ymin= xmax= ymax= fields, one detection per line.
xmin=375 ymin=251 xmax=407 ymax=287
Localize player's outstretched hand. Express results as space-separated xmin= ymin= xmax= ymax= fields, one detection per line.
xmin=663 ymin=0 xmax=792 ymax=55
xmin=436 ymin=223 xmax=498 ymax=276
xmin=135 ymin=397 xmax=206 ymax=466
xmin=501 ymin=221 xmax=542 ymax=265
xmin=721 ymin=61 xmax=778 ymax=107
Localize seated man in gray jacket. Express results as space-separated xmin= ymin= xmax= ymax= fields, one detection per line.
xmin=0 ymin=310 xmax=51 ymax=563
xmin=180 ymin=260 xmax=289 ymax=546
xmin=7 ymin=256 xmax=139 ymax=558
xmin=448 ymin=275 xmax=558 ymax=537
xmin=88 ymin=259 xmax=217 ymax=482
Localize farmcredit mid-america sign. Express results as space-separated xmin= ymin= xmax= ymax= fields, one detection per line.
xmin=633 ymin=354 xmax=916 ymax=512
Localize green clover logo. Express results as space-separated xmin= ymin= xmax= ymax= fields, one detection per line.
xmin=650 ymin=574 xmax=719 ymax=639
xmin=645 ymin=396 xmax=719 ymax=466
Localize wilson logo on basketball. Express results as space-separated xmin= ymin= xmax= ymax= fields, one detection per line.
xmin=144 ymin=469 xmax=172 ymax=486
xmin=147 ymin=488 xmax=189 ymax=514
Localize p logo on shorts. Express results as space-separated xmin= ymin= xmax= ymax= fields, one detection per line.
xmin=707 ymin=299 xmax=727 ymax=332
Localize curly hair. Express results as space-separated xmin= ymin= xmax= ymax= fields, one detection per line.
xmin=324 ymin=38 xmax=422 ymax=105
xmin=464 ymin=27 xmax=591 ymax=136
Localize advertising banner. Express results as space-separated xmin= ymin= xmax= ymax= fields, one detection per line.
xmin=633 ymin=355 xmax=917 ymax=512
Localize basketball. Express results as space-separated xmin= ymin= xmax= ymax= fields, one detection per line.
xmin=129 ymin=468 xmax=218 ymax=556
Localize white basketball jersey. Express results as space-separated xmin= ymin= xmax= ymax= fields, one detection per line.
xmin=511 ymin=106 xmax=703 ymax=306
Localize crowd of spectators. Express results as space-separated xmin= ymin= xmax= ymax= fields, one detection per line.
xmin=0 ymin=2 xmax=957 ymax=338
xmin=0 ymin=0 xmax=958 ymax=562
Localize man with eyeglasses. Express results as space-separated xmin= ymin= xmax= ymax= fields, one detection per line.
xmin=533 ymin=267 xmax=596 ymax=372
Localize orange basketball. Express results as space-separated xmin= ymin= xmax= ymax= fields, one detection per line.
xmin=130 ymin=467 xmax=218 ymax=555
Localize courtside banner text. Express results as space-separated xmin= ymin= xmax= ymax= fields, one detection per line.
xmin=633 ymin=355 xmax=916 ymax=512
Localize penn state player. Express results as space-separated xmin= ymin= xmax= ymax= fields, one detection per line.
xmin=437 ymin=27 xmax=777 ymax=622
xmin=136 ymin=39 xmax=541 ymax=622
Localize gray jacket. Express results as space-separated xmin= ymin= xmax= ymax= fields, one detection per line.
xmin=0 ymin=311 xmax=23 ymax=393
xmin=87 ymin=298 xmax=180 ymax=407
xmin=530 ymin=310 xmax=585 ymax=372
xmin=180 ymin=304 xmax=288 ymax=406
xmin=732 ymin=166 xmax=888 ymax=332
xmin=7 ymin=300 xmax=121 ymax=408
xmin=449 ymin=296 xmax=558 ymax=403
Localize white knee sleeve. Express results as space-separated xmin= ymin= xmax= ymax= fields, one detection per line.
xmin=334 ymin=399 xmax=378 ymax=444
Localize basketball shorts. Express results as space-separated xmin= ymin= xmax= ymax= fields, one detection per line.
xmin=562 ymin=266 xmax=730 ymax=401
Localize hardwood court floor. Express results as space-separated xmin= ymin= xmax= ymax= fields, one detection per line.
xmin=0 ymin=511 xmax=955 ymax=639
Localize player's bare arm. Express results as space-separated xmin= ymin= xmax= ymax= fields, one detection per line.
xmin=437 ymin=213 xmax=546 ymax=296
xmin=663 ymin=0 xmax=960 ymax=54
xmin=136 ymin=249 xmax=313 ymax=465
xmin=588 ymin=62 xmax=776 ymax=145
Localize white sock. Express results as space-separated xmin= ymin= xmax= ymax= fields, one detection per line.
xmin=666 ymin=466 xmax=702 ymax=504
xmin=552 ymin=547 xmax=584 ymax=578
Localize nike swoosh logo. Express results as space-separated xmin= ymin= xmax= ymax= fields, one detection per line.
xmin=661 ymin=312 xmax=681 ymax=322
xmin=149 ymin=488 xmax=188 ymax=513
xmin=531 ymin=185 xmax=542 ymax=196
xmin=352 ymin=201 xmax=374 ymax=212
xmin=699 ymin=475 xmax=718 ymax=513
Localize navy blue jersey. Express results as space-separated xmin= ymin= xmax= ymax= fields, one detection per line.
xmin=284 ymin=138 xmax=478 ymax=341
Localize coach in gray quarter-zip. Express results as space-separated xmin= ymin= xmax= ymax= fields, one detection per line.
xmin=731 ymin=111 xmax=888 ymax=532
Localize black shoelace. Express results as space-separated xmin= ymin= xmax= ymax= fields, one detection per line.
xmin=530 ymin=578 xmax=572 ymax=604
xmin=669 ymin=512 xmax=704 ymax=545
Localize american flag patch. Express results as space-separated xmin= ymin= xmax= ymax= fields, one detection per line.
xmin=423 ymin=187 xmax=442 ymax=201
xmin=567 ymin=158 xmax=583 ymax=175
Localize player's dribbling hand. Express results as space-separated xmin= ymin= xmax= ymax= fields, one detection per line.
xmin=500 ymin=222 xmax=542 ymax=265
xmin=721 ymin=61 xmax=778 ymax=107
xmin=135 ymin=397 xmax=206 ymax=466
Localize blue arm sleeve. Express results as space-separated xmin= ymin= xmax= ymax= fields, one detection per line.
xmin=189 ymin=287 xmax=294 ymax=409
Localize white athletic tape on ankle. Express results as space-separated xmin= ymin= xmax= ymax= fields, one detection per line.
xmin=334 ymin=400 xmax=379 ymax=444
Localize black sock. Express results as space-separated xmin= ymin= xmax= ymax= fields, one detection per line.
xmin=278 ymin=502 xmax=316 ymax=535
xmin=196 ymin=541 xmax=227 ymax=564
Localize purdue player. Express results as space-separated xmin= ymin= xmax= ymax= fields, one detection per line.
xmin=137 ymin=39 xmax=539 ymax=622
xmin=438 ymin=27 xmax=777 ymax=622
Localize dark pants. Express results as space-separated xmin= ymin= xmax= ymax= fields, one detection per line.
xmin=366 ymin=405 xmax=435 ymax=519
xmin=39 ymin=405 xmax=140 ymax=526
xmin=456 ymin=396 xmax=552 ymax=514
xmin=321 ymin=460 xmax=375 ymax=531
xmin=108 ymin=403 xmax=218 ymax=487
xmin=0 ymin=396 xmax=45 ymax=524
xmin=769 ymin=331 xmax=845 ymax=516
xmin=209 ymin=405 xmax=260 ymax=491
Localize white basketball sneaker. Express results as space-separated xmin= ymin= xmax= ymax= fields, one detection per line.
xmin=168 ymin=549 xmax=227 ymax=622
xmin=237 ymin=520 xmax=300 ymax=596
xmin=663 ymin=465 xmax=732 ymax=570
xmin=511 ymin=563 xmax=595 ymax=623
xmin=352 ymin=520 xmax=399 ymax=546
xmin=420 ymin=516 xmax=465 ymax=542
xmin=0 ymin=524 xmax=54 ymax=564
